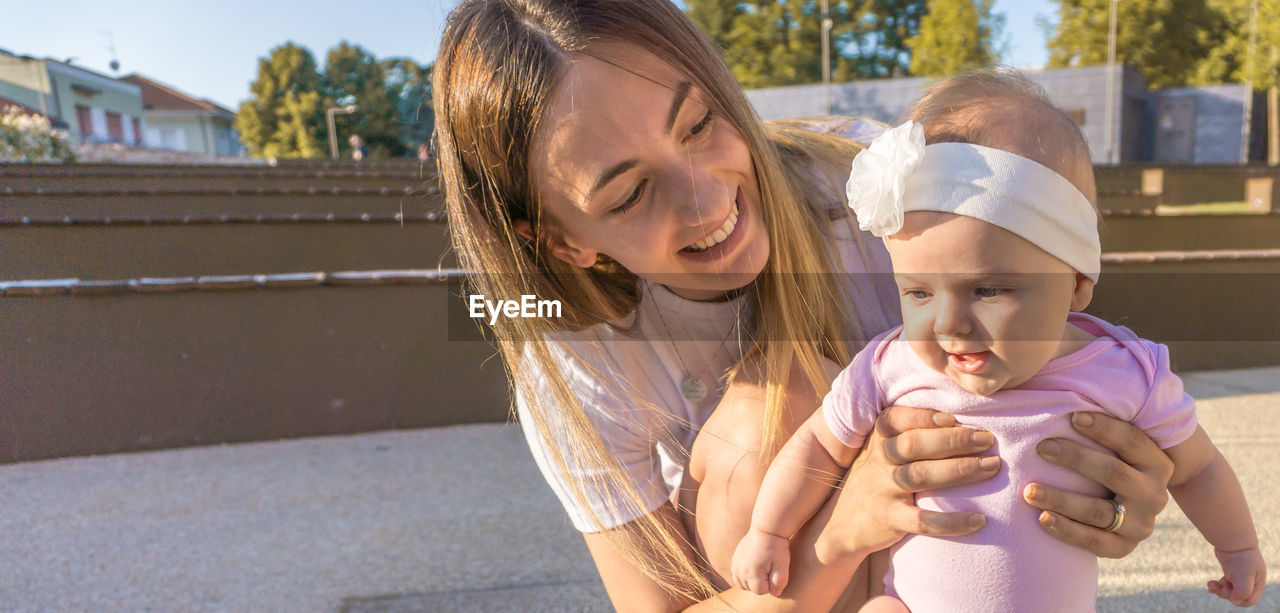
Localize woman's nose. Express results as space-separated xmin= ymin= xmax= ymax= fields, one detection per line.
xmin=666 ymin=163 xmax=728 ymax=226
xmin=933 ymin=295 xmax=973 ymax=338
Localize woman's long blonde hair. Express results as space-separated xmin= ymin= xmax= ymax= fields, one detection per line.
xmin=433 ymin=0 xmax=867 ymax=601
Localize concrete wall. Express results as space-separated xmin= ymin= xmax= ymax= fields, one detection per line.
xmin=746 ymin=66 xmax=1144 ymax=164
xmin=0 ymin=282 xmax=509 ymax=464
xmin=1148 ymin=84 xmax=1251 ymax=164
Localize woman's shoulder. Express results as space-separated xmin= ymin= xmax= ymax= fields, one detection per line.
xmin=520 ymin=316 xmax=644 ymax=396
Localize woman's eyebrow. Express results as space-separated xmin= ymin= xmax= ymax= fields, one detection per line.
xmin=663 ymin=81 xmax=692 ymax=135
xmin=587 ymin=159 xmax=639 ymax=203
xmin=586 ymin=81 xmax=692 ymax=205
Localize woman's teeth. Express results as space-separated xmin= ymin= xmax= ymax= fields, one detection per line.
xmin=683 ymin=203 xmax=739 ymax=252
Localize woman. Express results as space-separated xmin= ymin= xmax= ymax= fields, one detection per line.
xmin=432 ymin=1 xmax=1175 ymax=610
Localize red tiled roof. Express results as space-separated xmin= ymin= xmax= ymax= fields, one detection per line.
xmin=118 ymin=74 xmax=232 ymax=115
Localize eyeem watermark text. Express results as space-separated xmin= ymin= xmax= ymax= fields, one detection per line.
xmin=469 ymin=294 xmax=562 ymax=325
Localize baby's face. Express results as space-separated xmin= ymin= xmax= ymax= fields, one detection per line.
xmin=885 ymin=211 xmax=1093 ymax=396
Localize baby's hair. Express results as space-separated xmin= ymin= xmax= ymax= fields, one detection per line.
xmin=904 ymin=70 xmax=1097 ymax=205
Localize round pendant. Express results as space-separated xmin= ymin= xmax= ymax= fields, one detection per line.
xmin=681 ymin=376 xmax=708 ymax=402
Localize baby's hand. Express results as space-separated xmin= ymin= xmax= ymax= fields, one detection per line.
xmin=731 ymin=529 xmax=791 ymax=597
xmin=1208 ymin=547 xmax=1266 ymax=607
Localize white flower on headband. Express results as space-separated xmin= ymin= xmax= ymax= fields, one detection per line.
xmin=846 ymin=120 xmax=925 ymax=237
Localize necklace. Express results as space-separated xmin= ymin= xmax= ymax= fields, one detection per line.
xmin=650 ymin=299 xmax=743 ymax=403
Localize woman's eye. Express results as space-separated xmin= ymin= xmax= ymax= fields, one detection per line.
xmin=612 ymin=180 xmax=646 ymax=214
xmin=688 ymin=111 xmax=713 ymax=139
xmin=975 ymin=287 xmax=1004 ymax=298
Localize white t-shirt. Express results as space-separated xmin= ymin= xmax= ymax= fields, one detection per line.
xmin=517 ymin=218 xmax=902 ymax=532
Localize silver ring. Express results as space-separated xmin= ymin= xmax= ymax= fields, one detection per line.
xmin=1104 ymin=500 xmax=1126 ymax=533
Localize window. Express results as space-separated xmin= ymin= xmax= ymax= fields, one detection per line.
xmin=75 ymin=105 xmax=92 ymax=139
xmin=106 ymin=112 xmax=123 ymax=142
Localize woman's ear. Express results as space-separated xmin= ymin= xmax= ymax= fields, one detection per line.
xmin=513 ymin=219 xmax=598 ymax=268
xmin=1070 ymin=274 xmax=1095 ymax=311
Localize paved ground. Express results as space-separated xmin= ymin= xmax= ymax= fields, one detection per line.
xmin=2 ymin=367 xmax=1277 ymax=612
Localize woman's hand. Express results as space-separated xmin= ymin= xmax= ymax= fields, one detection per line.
xmin=1022 ymin=411 xmax=1175 ymax=558
xmin=819 ymin=405 xmax=999 ymax=561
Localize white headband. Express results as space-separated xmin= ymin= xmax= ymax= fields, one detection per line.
xmin=846 ymin=121 xmax=1101 ymax=282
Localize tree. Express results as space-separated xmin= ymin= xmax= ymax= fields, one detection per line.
xmin=907 ymin=0 xmax=1003 ymax=77
xmin=686 ymin=0 xmax=740 ymax=56
xmin=685 ymin=0 xmax=931 ymax=87
xmin=1193 ymin=0 xmax=1280 ymax=89
xmin=718 ymin=0 xmax=822 ymax=88
xmin=844 ymin=0 xmax=931 ymax=79
xmin=323 ymin=41 xmax=403 ymax=157
xmin=235 ymin=42 xmax=328 ymax=159
xmin=1045 ymin=0 xmax=1225 ymax=88
xmin=383 ymin=58 xmax=434 ymax=153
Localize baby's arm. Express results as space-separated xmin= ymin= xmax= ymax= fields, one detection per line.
xmin=731 ymin=408 xmax=860 ymax=596
xmin=1165 ymin=426 xmax=1266 ymax=607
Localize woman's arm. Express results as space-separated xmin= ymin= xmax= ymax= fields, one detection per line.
xmin=583 ymin=405 xmax=998 ymax=613
xmin=1022 ymin=411 xmax=1175 ymax=557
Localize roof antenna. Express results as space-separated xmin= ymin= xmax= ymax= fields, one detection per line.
xmin=101 ymin=31 xmax=120 ymax=73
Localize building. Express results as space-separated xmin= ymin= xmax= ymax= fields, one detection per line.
xmin=118 ymin=74 xmax=244 ymax=157
xmin=0 ymin=48 xmax=144 ymax=147
xmin=745 ymin=65 xmax=1259 ymax=165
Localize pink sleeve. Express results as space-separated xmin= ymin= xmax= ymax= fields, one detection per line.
xmin=1132 ymin=341 xmax=1199 ymax=449
xmin=822 ymin=342 xmax=885 ymax=448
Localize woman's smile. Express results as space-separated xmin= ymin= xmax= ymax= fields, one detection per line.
xmin=677 ymin=187 xmax=748 ymax=262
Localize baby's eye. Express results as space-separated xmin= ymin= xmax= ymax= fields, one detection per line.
xmin=906 ymin=290 xmax=930 ymax=302
xmin=975 ymin=287 xmax=1004 ymax=298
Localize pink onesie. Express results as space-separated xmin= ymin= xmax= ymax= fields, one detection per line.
xmin=822 ymin=312 xmax=1198 ymax=613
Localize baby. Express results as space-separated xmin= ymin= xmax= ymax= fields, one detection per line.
xmin=731 ymin=72 xmax=1266 ymax=612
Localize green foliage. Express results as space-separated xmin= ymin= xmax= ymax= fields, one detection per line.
xmin=722 ymin=0 xmax=823 ymax=88
xmin=686 ymin=0 xmax=739 ymax=54
xmin=845 ymin=0 xmax=932 ymax=78
xmin=324 ymin=42 xmax=404 ymax=157
xmin=1193 ymin=0 xmax=1280 ymax=89
xmin=0 ymin=106 xmax=75 ymax=163
xmin=382 ymin=58 xmax=434 ymax=154
xmin=237 ymin=41 xmax=435 ymax=160
xmin=685 ymin=0 xmax=933 ymax=87
xmin=1045 ymin=0 xmax=1226 ymax=88
xmin=235 ymin=42 xmax=329 ymax=159
xmin=907 ymin=0 xmax=1003 ymax=77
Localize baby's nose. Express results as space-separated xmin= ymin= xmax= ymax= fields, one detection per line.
xmin=933 ymin=296 xmax=974 ymax=337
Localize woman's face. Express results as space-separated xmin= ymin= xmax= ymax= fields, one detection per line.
xmin=527 ymin=47 xmax=769 ymax=301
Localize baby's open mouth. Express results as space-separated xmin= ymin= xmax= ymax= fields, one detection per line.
xmin=681 ymin=199 xmax=740 ymax=253
xmin=947 ymin=351 xmax=991 ymax=374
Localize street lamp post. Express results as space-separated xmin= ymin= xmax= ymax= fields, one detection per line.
xmin=821 ymin=0 xmax=832 ymax=115
xmin=1240 ymin=0 xmax=1259 ymax=164
xmin=1103 ymin=0 xmax=1119 ymax=164
xmin=326 ymin=104 xmax=359 ymax=160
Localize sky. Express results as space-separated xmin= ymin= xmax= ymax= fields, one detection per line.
xmin=3 ymin=0 xmax=1058 ymax=112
